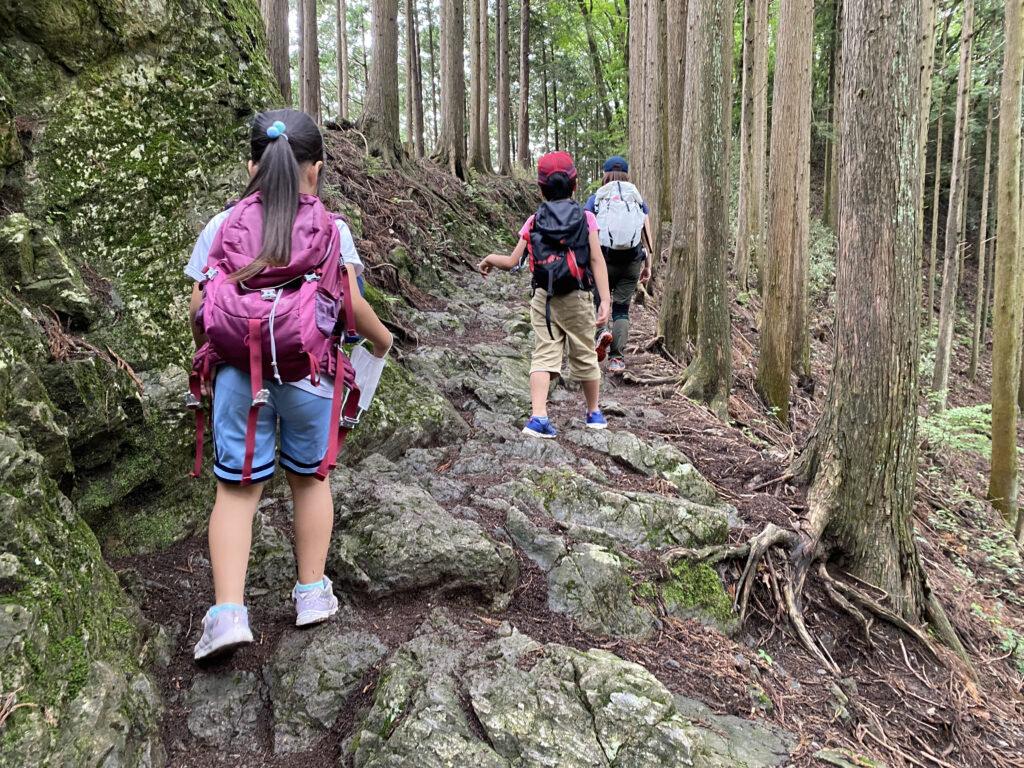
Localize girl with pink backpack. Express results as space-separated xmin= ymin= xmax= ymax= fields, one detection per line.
xmin=184 ymin=109 xmax=392 ymax=661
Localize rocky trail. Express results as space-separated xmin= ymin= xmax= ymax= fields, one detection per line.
xmin=116 ymin=268 xmax=802 ymax=768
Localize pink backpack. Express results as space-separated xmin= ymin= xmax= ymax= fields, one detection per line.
xmin=186 ymin=192 xmax=359 ymax=484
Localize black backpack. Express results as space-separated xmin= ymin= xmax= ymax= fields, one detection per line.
xmin=525 ymin=199 xmax=593 ymax=338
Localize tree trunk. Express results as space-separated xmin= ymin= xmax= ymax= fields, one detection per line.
xmin=797 ymin=0 xmax=927 ymax=622
xmin=926 ymin=14 xmax=952 ymax=327
xmin=968 ymin=90 xmax=992 ymax=384
xmin=915 ymin=0 xmax=937 ymax=323
xmin=575 ymin=0 xmax=614 ymax=131
xmin=755 ymin=0 xmax=813 ymax=424
xmin=497 ymin=0 xmax=512 ymax=174
xmin=932 ymin=0 xmax=975 ymax=411
xmin=517 ymin=0 xmax=530 ymax=169
xmin=666 ymin=0 xmax=688 ymax=202
xmin=479 ymin=0 xmax=493 ymax=171
xmin=405 ymin=0 xmax=425 ymax=157
xmin=298 ymin=0 xmax=305 ymax=108
xmin=361 ymin=0 xmax=404 ymax=161
xmin=551 ymin=40 xmax=559 ymax=151
xmin=468 ymin=0 xmax=483 ymax=167
xmin=822 ymin=0 xmax=841 ymax=233
xmin=337 ymin=0 xmax=350 ymax=119
xmin=733 ymin=0 xmax=768 ymax=293
xmin=431 ymin=0 xmax=467 ymax=177
xmin=989 ymin=0 xmax=1024 ymax=533
xmin=677 ymin=0 xmax=732 ymax=418
xmin=659 ymin=0 xmax=699 ymax=357
xmin=426 ymin=1 xmax=439 ymax=146
xmin=261 ymin=0 xmax=292 ymax=106
xmin=359 ymin=10 xmax=369 ymax=89
xmin=300 ymin=0 xmax=321 ymax=122
xmin=541 ymin=37 xmax=550 ymax=150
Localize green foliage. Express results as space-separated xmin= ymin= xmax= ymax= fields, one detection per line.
xmin=919 ymin=403 xmax=993 ymax=460
xmin=808 ymin=218 xmax=837 ymax=300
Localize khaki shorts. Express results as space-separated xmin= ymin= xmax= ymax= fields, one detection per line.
xmin=529 ymin=289 xmax=601 ymax=382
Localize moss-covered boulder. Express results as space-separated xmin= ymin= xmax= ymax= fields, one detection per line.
xmin=0 ymin=432 xmax=164 ymax=766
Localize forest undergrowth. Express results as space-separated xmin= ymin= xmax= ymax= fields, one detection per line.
xmin=124 ymin=126 xmax=1023 ymax=768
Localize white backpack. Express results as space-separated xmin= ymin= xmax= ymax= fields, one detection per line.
xmin=594 ymin=181 xmax=646 ymax=250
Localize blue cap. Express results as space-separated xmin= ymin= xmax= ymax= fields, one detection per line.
xmin=603 ymin=156 xmax=628 ymax=173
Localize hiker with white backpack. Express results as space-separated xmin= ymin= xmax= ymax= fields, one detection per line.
xmin=184 ymin=109 xmax=392 ymax=661
xmin=585 ymin=156 xmax=653 ymax=373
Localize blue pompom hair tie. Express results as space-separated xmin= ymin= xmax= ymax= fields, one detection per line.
xmin=267 ymin=120 xmax=288 ymax=141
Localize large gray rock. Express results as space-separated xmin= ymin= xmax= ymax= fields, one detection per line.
xmin=495 ymin=467 xmax=729 ymax=552
xmin=674 ymin=696 xmax=793 ymax=767
xmin=328 ymin=480 xmax=517 ymax=605
xmin=185 ymin=670 xmax=267 ymax=749
xmin=505 ymin=508 xmax=567 ymax=571
xmin=547 ymin=544 xmax=653 ymax=640
xmin=267 ymin=626 xmax=387 ymax=753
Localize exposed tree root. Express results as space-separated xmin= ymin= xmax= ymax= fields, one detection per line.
xmin=662 ymin=521 xmax=979 ymax=683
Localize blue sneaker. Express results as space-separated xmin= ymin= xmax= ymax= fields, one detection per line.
xmin=586 ymin=410 xmax=608 ymax=430
xmin=522 ymin=416 xmax=558 ymax=439
xmin=193 ymin=604 xmax=253 ymax=661
xmin=292 ymin=575 xmax=339 ymax=627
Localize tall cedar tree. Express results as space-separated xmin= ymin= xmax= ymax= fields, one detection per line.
xmin=969 ymin=86 xmax=995 ymax=383
xmin=629 ymin=0 xmax=667 ymax=271
xmin=677 ymin=0 xmax=732 ymax=418
xmin=666 ymin=0 xmax=688 ymax=200
xmin=756 ymin=0 xmax=813 ymax=423
xmin=989 ymin=0 xmax=1024 ymax=535
xmin=659 ymin=0 xmax=699 ymax=357
xmin=914 ymin=0 xmax=937 ymax=320
xmin=432 ymin=0 xmax=467 ymax=178
xmin=821 ymin=0 xmax=841 ymax=233
xmin=337 ymin=0 xmax=349 ymax=119
xmin=927 ymin=14 xmax=951 ymax=328
xmin=796 ymin=0 xmax=928 ymax=622
xmin=932 ymin=0 xmax=975 ymax=411
xmin=260 ymin=0 xmax=291 ymax=106
xmin=733 ymin=0 xmax=768 ymax=292
xmin=300 ymin=0 xmax=320 ymax=122
xmin=497 ymin=0 xmax=512 ymax=174
xmin=517 ymin=0 xmax=530 ymax=169
xmin=405 ymin=0 xmax=425 ymax=157
xmin=361 ymin=0 xmax=403 ymax=162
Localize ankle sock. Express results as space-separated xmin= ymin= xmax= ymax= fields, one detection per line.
xmin=531 ymin=415 xmax=550 ymax=424
xmin=294 ymin=577 xmax=327 ymax=593
xmin=208 ymin=603 xmax=246 ymax=619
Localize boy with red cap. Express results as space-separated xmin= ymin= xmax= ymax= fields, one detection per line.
xmin=478 ymin=152 xmax=611 ymax=438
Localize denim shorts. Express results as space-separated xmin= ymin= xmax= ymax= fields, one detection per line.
xmin=212 ymin=365 xmax=333 ymax=484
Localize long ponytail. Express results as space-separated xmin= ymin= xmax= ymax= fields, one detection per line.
xmin=231 ymin=109 xmax=324 ymax=283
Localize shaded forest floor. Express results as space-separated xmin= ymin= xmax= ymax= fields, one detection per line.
xmin=115 ymin=127 xmax=1023 ymax=767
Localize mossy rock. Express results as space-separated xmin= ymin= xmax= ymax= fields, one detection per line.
xmin=644 ymin=559 xmax=739 ymax=637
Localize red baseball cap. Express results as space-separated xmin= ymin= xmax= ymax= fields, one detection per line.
xmin=537 ymin=151 xmax=578 ymax=184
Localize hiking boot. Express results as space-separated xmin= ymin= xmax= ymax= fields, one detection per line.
xmin=193 ymin=604 xmax=253 ymax=661
xmin=586 ymin=410 xmax=608 ymax=430
xmin=595 ymin=330 xmax=614 ymax=362
xmin=608 ymin=357 xmax=625 ymax=373
xmin=293 ymin=576 xmax=339 ymax=627
xmin=522 ymin=416 xmax=558 ymax=439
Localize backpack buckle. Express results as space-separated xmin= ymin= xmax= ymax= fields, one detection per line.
xmin=252 ymin=388 xmax=270 ymax=407
xmin=184 ymin=392 xmax=201 ymax=409
xmin=304 ymin=272 xmax=319 ymax=282
xmin=260 ymin=289 xmax=278 ymax=301
xmin=340 ymin=413 xmax=360 ymax=429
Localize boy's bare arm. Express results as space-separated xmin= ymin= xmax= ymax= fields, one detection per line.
xmin=479 ymin=239 xmax=527 ymax=276
xmin=347 ymin=267 xmax=393 ymax=358
xmin=189 ymin=282 xmax=207 ymax=348
xmin=588 ymin=230 xmax=611 ymax=327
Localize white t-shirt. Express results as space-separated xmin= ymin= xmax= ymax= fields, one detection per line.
xmin=186 ymin=209 xmax=364 ymax=398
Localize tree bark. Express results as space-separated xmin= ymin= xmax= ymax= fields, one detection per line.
xmin=497 ymin=0 xmax=512 ymax=174
xmin=298 ymin=0 xmax=305 ymax=108
xmin=541 ymin=37 xmax=550 ymax=150
xmin=968 ymin=88 xmax=993 ymax=383
xmin=431 ymin=0 xmax=467 ymax=178
xmin=755 ymin=0 xmax=813 ymax=424
xmin=479 ymin=0 xmax=493 ymax=170
xmin=932 ymin=0 xmax=975 ymax=411
xmin=677 ymin=0 xmax=732 ymax=418
xmin=733 ymin=0 xmax=768 ymax=293
xmin=405 ymin=0 xmax=425 ymax=157
xmin=261 ymin=0 xmax=292 ymax=106
xmin=665 ymin=0 xmax=688 ymax=203
xmin=989 ymin=0 xmax=1024 ymax=533
xmin=926 ymin=14 xmax=952 ymax=327
xmin=468 ymin=0 xmax=483 ymax=167
xmin=517 ymin=0 xmax=530 ymax=169
xmin=659 ymin=0 xmax=699 ymax=357
xmin=426 ymin=1 xmax=439 ymax=146
xmin=797 ymin=0 xmax=927 ymax=621
xmin=822 ymin=0 xmax=841 ymax=233
xmin=360 ymin=0 xmax=404 ymax=161
xmin=300 ymin=0 xmax=321 ymax=122
xmin=914 ymin=0 xmax=937 ymax=324
xmin=337 ymin=0 xmax=350 ymax=119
